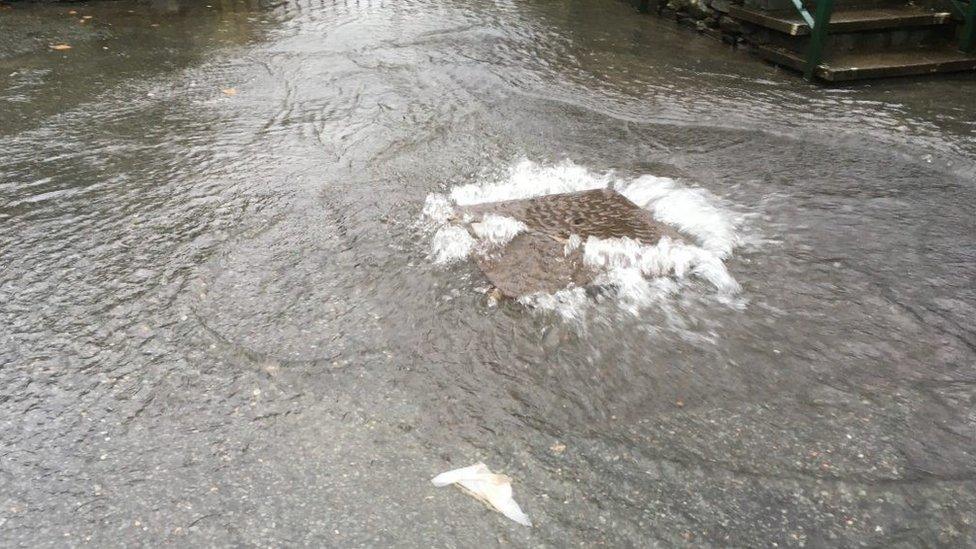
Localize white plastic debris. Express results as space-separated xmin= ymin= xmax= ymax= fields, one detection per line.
xmin=431 ymin=463 xmax=532 ymax=527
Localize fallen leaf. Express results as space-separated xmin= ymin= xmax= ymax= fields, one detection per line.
xmin=221 ymin=88 xmax=237 ymax=96
xmin=50 ymin=44 xmax=72 ymax=51
xmin=549 ymin=442 xmax=566 ymax=454
xmin=68 ymin=10 xmax=78 ymax=15
xmin=82 ymin=15 xmax=93 ymax=20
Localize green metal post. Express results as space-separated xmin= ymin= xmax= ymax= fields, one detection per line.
xmin=961 ymin=0 xmax=976 ymax=52
xmin=804 ymin=0 xmax=836 ymax=81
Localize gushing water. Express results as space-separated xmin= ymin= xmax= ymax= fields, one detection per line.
xmin=424 ymin=160 xmax=743 ymax=320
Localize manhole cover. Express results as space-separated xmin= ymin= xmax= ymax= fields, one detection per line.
xmin=462 ymin=189 xmax=680 ymax=298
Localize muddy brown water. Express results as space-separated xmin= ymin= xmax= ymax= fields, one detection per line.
xmin=1 ymin=0 xmax=974 ymax=546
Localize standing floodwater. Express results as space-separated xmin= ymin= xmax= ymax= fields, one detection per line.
xmin=1 ymin=0 xmax=974 ymax=546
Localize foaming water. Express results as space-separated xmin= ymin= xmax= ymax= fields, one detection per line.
xmin=470 ymin=214 xmax=527 ymax=246
xmin=448 ymin=160 xmax=611 ymax=205
xmin=431 ymin=225 xmax=476 ymax=264
xmin=618 ymin=177 xmax=739 ymax=258
xmin=423 ymin=159 xmax=743 ymax=322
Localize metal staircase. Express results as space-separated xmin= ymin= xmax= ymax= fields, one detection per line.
xmin=729 ymin=0 xmax=976 ymax=80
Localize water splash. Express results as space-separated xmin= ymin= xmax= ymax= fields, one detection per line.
xmin=423 ymin=159 xmax=743 ymax=320
xmin=431 ymin=225 xmax=476 ymax=264
xmin=470 ymin=214 xmax=527 ymax=247
xmin=449 ymin=160 xmax=611 ymax=205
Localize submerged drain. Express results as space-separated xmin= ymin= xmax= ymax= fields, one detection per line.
xmin=461 ymin=189 xmax=681 ymax=298
xmin=425 ymin=161 xmax=742 ymax=317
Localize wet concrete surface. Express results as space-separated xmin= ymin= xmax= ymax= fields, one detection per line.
xmin=1 ymin=0 xmax=975 ymax=546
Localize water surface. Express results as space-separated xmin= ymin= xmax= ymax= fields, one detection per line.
xmin=1 ymin=0 xmax=974 ymax=546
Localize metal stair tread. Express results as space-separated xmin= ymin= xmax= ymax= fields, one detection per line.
xmin=754 ymin=43 xmax=976 ymax=79
xmin=729 ymin=5 xmax=954 ymax=35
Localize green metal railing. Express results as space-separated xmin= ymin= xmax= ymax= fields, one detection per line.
xmin=802 ymin=0 xmax=835 ymax=80
xmin=946 ymin=0 xmax=976 ymax=52
xmin=966 ymin=2 xmax=976 ymax=52
xmin=783 ymin=0 xmax=837 ymax=80
xmin=786 ymin=0 xmax=835 ymax=80
xmin=795 ymin=0 xmax=974 ymax=81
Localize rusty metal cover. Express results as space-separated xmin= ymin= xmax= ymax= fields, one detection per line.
xmin=462 ymin=189 xmax=679 ymax=298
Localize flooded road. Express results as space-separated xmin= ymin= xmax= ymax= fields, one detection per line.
xmin=2 ymin=0 xmax=975 ymax=546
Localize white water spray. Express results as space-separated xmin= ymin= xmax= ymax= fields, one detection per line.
xmin=422 ymin=159 xmax=743 ymax=320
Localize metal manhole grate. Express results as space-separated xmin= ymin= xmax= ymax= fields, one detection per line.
xmin=462 ymin=189 xmax=679 ymax=298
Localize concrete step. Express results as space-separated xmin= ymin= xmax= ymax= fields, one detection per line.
xmin=729 ymin=5 xmax=954 ymax=35
xmin=754 ymin=43 xmax=976 ymax=80
xmin=750 ymin=24 xmax=957 ymax=57
xmin=744 ymin=0 xmax=923 ymax=12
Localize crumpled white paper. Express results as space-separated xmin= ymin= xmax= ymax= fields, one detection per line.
xmin=431 ymin=463 xmax=532 ymax=527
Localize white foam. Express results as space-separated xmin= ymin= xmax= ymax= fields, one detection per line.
xmin=617 ymin=177 xmax=738 ymax=258
xmin=470 ymin=214 xmax=527 ymax=247
xmin=422 ymin=193 xmax=455 ymax=225
xmin=583 ymin=235 xmax=741 ymax=297
xmin=517 ymin=287 xmax=589 ymax=323
xmin=431 ymin=225 xmax=476 ymax=264
xmin=564 ymin=234 xmax=583 ymax=255
xmin=593 ymin=268 xmax=679 ymax=316
xmin=450 ymin=160 xmax=610 ymax=205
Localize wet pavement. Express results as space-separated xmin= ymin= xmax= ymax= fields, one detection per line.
xmin=1 ymin=0 xmax=974 ymax=546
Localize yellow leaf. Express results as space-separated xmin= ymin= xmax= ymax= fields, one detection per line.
xmin=50 ymin=44 xmax=72 ymax=51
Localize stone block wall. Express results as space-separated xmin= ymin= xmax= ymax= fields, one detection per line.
xmin=630 ymin=0 xmax=751 ymax=46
